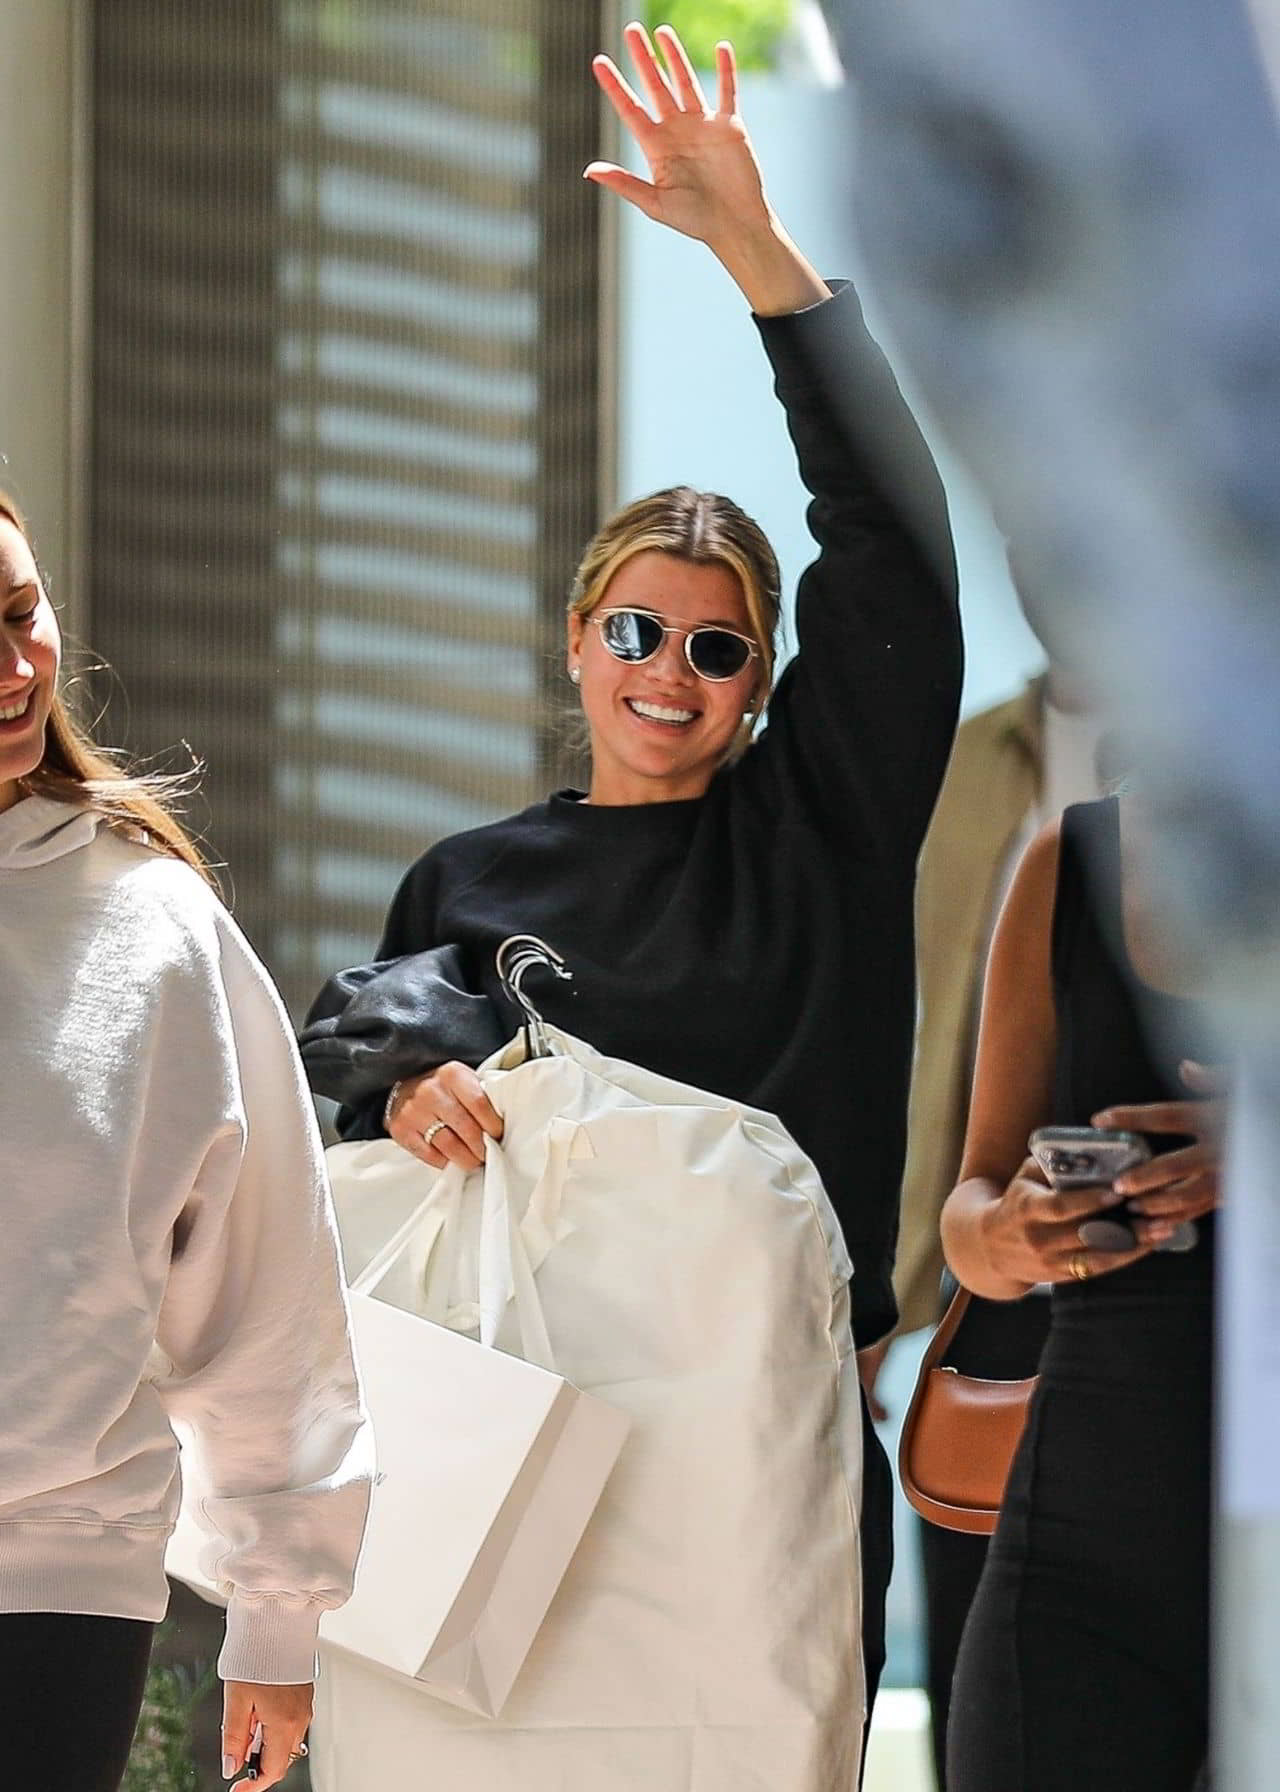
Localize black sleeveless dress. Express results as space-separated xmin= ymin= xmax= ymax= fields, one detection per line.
xmin=947 ymin=798 xmax=1215 ymax=1792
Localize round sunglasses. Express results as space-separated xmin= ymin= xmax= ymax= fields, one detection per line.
xmin=588 ymin=607 xmax=759 ymax=683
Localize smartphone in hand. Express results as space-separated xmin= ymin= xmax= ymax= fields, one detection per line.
xmin=1029 ymin=1126 xmax=1197 ymax=1253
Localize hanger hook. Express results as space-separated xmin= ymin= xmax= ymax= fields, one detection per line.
xmin=495 ymin=935 xmax=572 ymax=1058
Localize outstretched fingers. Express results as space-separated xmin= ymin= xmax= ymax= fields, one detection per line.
xmin=653 ymin=22 xmax=710 ymax=115
xmin=591 ymin=52 xmax=653 ymax=137
xmin=715 ymin=39 xmax=739 ymax=118
xmin=622 ymin=19 xmax=680 ymax=118
xmin=582 ymin=161 xmax=663 ymax=219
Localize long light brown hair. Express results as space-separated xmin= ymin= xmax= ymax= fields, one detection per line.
xmin=569 ymin=486 xmax=782 ymax=760
xmin=1 ymin=493 xmax=212 ymax=882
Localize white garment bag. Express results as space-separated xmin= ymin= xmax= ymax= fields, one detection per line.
xmin=168 ymin=1123 xmax=628 ymax=1717
xmin=313 ymin=1022 xmax=864 ymax=1792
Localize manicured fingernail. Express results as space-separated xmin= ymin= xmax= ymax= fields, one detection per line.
xmin=223 ymin=1760 xmax=238 ymax=1782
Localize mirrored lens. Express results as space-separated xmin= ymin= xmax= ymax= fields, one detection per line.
xmin=687 ymin=628 xmax=752 ymax=680
xmin=599 ymin=609 xmax=663 ymax=662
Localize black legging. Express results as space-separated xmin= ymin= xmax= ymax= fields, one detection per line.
xmin=0 ymin=1611 xmax=155 ymax=1791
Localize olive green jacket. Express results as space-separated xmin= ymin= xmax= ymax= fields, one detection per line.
xmin=894 ymin=678 xmax=1045 ymax=1335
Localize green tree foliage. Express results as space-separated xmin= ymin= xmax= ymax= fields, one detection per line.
xmin=122 ymin=1629 xmax=312 ymax=1791
xmin=122 ymin=1638 xmax=216 ymax=1792
xmin=643 ymin=1 xmax=792 ymax=72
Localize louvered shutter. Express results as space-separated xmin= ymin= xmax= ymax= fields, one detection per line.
xmin=91 ymin=0 xmax=604 ymax=1014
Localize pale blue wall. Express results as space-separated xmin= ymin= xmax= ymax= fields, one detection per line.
xmin=615 ymin=75 xmax=1045 ymax=719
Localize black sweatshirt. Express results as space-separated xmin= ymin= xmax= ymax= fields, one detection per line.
xmin=302 ymin=284 xmax=962 ymax=1348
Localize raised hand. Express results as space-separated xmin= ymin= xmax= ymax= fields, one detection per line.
xmin=586 ymin=21 xmax=828 ymax=316
xmin=587 ymin=23 xmax=766 ymax=248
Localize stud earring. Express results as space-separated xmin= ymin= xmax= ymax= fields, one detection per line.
xmin=569 ymin=667 xmax=581 ymax=685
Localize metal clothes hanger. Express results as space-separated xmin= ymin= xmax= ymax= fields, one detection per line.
xmin=495 ymin=935 xmax=572 ymax=1060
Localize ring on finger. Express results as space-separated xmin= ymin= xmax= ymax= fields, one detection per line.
xmin=288 ymin=1744 xmax=309 ymax=1762
xmin=422 ymin=1119 xmax=449 ymax=1148
xmin=1068 ymin=1250 xmax=1092 ymax=1282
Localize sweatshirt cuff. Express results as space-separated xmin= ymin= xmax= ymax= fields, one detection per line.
xmin=218 ymin=1593 xmax=325 ymax=1685
xmin=753 ymin=278 xmax=861 ymax=384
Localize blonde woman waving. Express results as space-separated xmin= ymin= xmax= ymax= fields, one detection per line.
xmin=305 ymin=23 xmax=960 ymax=1772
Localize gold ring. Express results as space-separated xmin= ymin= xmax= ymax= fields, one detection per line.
xmin=422 ymin=1119 xmax=448 ymax=1147
xmin=1069 ymin=1250 xmax=1092 ymax=1282
xmin=289 ymin=1743 xmax=309 ymax=1761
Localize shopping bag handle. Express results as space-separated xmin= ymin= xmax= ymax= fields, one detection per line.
xmin=348 ymin=1167 xmax=460 ymax=1301
xmin=347 ymin=1122 xmax=578 ymax=1375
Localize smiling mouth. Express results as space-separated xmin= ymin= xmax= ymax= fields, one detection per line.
xmin=626 ymin=698 xmax=697 ymax=727
xmin=0 ymin=694 xmax=32 ymax=723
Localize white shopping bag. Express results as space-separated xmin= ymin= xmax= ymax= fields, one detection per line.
xmin=168 ymin=1130 xmax=629 ymax=1718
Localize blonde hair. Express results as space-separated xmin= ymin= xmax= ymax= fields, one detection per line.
xmin=0 ymin=493 xmax=213 ymax=883
xmin=569 ymin=486 xmax=781 ymax=759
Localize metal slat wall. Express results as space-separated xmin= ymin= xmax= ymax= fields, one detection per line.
xmin=91 ymin=0 xmax=602 ymax=1017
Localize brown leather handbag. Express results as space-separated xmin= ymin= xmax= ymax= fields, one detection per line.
xmin=898 ymin=1286 xmax=1038 ymax=1536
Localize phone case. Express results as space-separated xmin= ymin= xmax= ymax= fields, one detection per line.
xmin=1030 ymin=1127 xmax=1147 ymax=1251
xmin=1027 ymin=1127 xmax=1198 ymax=1254
xmin=1028 ymin=1126 xmax=1150 ymax=1189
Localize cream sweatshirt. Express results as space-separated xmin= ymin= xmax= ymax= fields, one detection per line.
xmin=0 ymin=796 xmax=372 ymax=1683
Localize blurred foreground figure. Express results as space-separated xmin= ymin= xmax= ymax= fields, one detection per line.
xmin=837 ymin=0 xmax=1280 ymax=985
xmin=835 ymin=1 xmax=1280 ymax=1782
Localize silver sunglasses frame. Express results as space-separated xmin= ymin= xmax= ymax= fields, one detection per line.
xmin=588 ymin=607 xmax=760 ymax=683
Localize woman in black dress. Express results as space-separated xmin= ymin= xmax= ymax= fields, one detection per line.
xmin=303 ymin=21 xmax=961 ymax=1723
xmin=941 ymin=793 xmax=1222 ymax=1790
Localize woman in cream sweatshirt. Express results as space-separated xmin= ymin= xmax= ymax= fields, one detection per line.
xmin=0 ymin=492 xmax=372 ymax=1789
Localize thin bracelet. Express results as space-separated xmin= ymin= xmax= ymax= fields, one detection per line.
xmin=382 ymin=1080 xmax=403 ymax=1133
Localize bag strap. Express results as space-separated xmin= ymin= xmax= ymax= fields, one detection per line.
xmin=349 ymin=1169 xmax=460 ymax=1299
xmin=919 ymin=1282 xmax=973 ymax=1376
xmin=899 ymin=1283 xmax=972 ymax=1518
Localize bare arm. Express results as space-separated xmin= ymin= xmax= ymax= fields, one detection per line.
xmin=940 ymin=820 xmax=1147 ymax=1297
